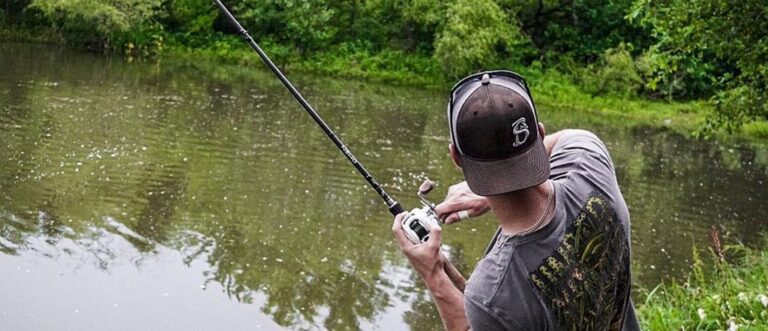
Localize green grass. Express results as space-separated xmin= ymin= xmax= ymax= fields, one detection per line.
xmin=637 ymin=245 xmax=768 ymax=330
xmin=163 ymin=34 xmax=444 ymax=87
xmin=742 ymin=122 xmax=768 ymax=140
xmin=521 ymin=68 xmax=708 ymax=134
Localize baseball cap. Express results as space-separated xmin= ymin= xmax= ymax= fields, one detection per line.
xmin=447 ymin=70 xmax=549 ymax=196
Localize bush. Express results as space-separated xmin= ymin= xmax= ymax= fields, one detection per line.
xmin=433 ymin=0 xmax=534 ymax=78
xmin=579 ymin=44 xmax=642 ymax=98
xmin=28 ymin=0 xmax=163 ymax=51
xmin=166 ymin=0 xmax=217 ymax=35
xmin=231 ymin=0 xmax=336 ymax=55
xmin=703 ymin=85 xmax=768 ymax=135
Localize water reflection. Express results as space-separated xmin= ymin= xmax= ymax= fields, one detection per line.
xmin=1 ymin=43 xmax=767 ymax=330
xmin=613 ymin=125 xmax=768 ymax=282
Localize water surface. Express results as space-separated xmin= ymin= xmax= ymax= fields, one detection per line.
xmin=1 ymin=43 xmax=766 ymax=330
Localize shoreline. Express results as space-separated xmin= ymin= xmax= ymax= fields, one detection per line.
xmin=2 ymin=32 xmax=766 ymax=143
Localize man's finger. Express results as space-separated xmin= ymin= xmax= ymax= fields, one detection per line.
xmin=444 ymin=213 xmax=460 ymax=224
xmin=435 ymin=199 xmax=476 ymax=219
xmin=392 ymin=212 xmax=407 ymax=231
xmin=426 ymin=224 xmax=442 ymax=249
xmin=392 ymin=213 xmax=413 ymax=248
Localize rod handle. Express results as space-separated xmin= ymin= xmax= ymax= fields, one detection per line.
xmin=441 ymin=253 xmax=466 ymax=292
xmin=388 ymin=202 xmax=405 ymax=216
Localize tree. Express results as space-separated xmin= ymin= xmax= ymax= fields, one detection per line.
xmin=630 ymin=0 xmax=768 ymax=132
xmin=492 ymin=0 xmax=652 ymax=64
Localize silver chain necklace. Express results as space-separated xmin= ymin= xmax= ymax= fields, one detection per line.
xmin=515 ymin=181 xmax=554 ymax=237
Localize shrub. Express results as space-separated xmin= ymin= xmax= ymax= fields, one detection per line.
xmin=28 ymin=0 xmax=163 ymax=51
xmin=232 ymin=0 xmax=336 ymax=55
xmin=433 ymin=0 xmax=534 ymax=78
xmin=580 ymin=44 xmax=642 ymax=98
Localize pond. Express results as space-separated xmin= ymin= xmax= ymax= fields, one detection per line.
xmin=1 ymin=43 xmax=766 ymax=330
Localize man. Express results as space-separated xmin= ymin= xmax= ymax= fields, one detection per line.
xmin=392 ymin=71 xmax=640 ymax=330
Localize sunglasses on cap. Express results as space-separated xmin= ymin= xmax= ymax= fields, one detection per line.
xmin=447 ymin=70 xmax=539 ymax=148
xmin=450 ymin=70 xmax=531 ymax=102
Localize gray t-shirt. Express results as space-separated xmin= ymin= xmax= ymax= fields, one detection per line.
xmin=464 ymin=130 xmax=640 ymax=330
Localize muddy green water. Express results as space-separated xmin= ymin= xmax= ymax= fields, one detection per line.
xmin=1 ymin=43 xmax=766 ymax=330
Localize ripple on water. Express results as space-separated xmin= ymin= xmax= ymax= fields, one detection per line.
xmin=2 ymin=43 xmax=767 ymax=330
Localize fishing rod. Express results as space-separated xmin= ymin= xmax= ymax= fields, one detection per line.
xmin=213 ymin=0 xmax=465 ymax=291
xmin=212 ymin=0 xmax=402 ymax=215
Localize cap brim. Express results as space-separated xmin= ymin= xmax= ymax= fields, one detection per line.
xmin=461 ymin=139 xmax=550 ymax=196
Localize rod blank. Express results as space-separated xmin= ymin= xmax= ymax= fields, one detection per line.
xmin=212 ymin=0 xmax=404 ymax=216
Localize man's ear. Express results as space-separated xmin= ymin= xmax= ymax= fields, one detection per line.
xmin=449 ymin=143 xmax=462 ymax=168
xmin=538 ymin=122 xmax=546 ymax=139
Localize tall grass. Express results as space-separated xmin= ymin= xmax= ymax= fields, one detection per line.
xmin=637 ymin=242 xmax=768 ymax=330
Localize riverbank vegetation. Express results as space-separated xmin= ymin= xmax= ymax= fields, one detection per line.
xmin=637 ymin=240 xmax=768 ymax=329
xmin=1 ymin=0 xmax=766 ymax=138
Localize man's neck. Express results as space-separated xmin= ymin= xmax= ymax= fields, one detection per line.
xmin=487 ymin=180 xmax=554 ymax=236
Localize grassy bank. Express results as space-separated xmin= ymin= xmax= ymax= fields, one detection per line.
xmin=164 ymin=34 xmax=716 ymax=137
xmin=2 ymin=0 xmax=766 ymax=138
xmin=637 ymin=244 xmax=768 ymax=330
xmin=2 ymin=19 xmax=762 ymax=139
xmin=3 ymin=23 xmax=764 ymax=142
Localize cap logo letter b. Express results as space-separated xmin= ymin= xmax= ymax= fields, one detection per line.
xmin=511 ymin=117 xmax=529 ymax=147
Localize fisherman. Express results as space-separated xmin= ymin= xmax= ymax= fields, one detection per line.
xmin=392 ymin=70 xmax=640 ymax=330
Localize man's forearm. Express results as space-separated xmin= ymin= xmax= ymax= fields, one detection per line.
xmin=424 ymin=271 xmax=470 ymax=331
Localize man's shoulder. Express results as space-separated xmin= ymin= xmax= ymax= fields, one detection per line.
xmin=549 ymin=129 xmax=617 ymax=191
xmin=551 ymin=129 xmax=611 ymax=160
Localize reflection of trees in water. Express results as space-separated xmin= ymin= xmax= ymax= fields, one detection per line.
xmin=0 ymin=183 xmax=69 ymax=255
xmin=165 ymin=221 xmax=393 ymax=330
xmin=0 ymin=213 xmax=34 ymax=255
xmin=133 ymin=172 xmax=185 ymax=245
xmin=610 ymin=125 xmax=768 ymax=285
xmin=627 ymin=126 xmax=768 ymax=234
xmin=131 ymin=140 xmax=190 ymax=246
xmin=0 ymin=210 xmax=155 ymax=271
xmin=404 ymin=295 xmax=442 ymax=331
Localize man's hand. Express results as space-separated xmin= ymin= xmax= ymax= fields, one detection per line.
xmin=435 ymin=182 xmax=491 ymax=224
xmin=392 ymin=212 xmax=445 ymax=281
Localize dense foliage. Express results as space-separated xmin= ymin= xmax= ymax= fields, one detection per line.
xmin=1 ymin=0 xmax=766 ymax=133
xmin=630 ymin=0 xmax=768 ymax=132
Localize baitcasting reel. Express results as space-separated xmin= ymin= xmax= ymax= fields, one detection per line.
xmin=401 ymin=180 xmax=444 ymax=244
